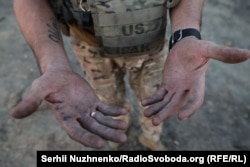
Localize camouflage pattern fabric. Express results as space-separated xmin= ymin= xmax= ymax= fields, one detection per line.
xmin=70 ymin=28 xmax=168 ymax=146
xmin=88 ymin=0 xmax=167 ymax=56
xmin=92 ymin=0 xmax=166 ymax=12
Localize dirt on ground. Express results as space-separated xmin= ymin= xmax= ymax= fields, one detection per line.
xmin=0 ymin=0 xmax=250 ymax=166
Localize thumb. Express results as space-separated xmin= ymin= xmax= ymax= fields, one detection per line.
xmin=207 ymin=42 xmax=250 ymax=64
xmin=11 ymin=81 xmax=48 ymax=119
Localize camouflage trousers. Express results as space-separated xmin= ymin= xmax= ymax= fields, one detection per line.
xmin=70 ymin=30 xmax=167 ymax=144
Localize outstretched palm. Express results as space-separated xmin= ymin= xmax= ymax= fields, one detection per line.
xmin=142 ymin=37 xmax=250 ymax=125
xmin=11 ymin=70 xmax=128 ymax=148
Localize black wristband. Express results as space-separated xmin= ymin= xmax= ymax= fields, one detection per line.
xmin=169 ymin=28 xmax=201 ymax=51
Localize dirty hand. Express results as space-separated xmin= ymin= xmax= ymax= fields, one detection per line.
xmin=11 ymin=70 xmax=128 ymax=148
xmin=142 ymin=36 xmax=250 ymax=126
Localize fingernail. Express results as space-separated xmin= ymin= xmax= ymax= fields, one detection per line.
xmin=182 ymin=117 xmax=188 ymax=121
xmin=141 ymin=101 xmax=146 ymax=106
xmin=153 ymin=117 xmax=161 ymax=126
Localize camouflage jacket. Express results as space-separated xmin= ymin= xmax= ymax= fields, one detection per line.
xmin=49 ymin=0 xmax=180 ymax=57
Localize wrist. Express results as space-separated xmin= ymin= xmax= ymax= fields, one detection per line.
xmin=171 ymin=23 xmax=200 ymax=34
xmin=29 ymin=36 xmax=72 ymax=73
xmin=169 ymin=28 xmax=201 ymax=51
xmin=36 ymin=47 xmax=72 ymax=73
xmin=40 ymin=58 xmax=72 ymax=74
xmin=170 ymin=0 xmax=204 ymax=33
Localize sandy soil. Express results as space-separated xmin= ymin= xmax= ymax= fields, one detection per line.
xmin=0 ymin=0 xmax=250 ymax=166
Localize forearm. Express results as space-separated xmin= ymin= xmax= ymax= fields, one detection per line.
xmin=170 ymin=0 xmax=205 ymax=32
xmin=14 ymin=0 xmax=71 ymax=73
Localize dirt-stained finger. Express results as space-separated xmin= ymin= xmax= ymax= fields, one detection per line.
xmin=97 ymin=102 xmax=128 ymax=116
xmin=178 ymin=87 xmax=204 ymax=120
xmin=141 ymin=87 xmax=168 ymax=106
xmin=91 ymin=111 xmax=128 ymax=130
xmin=11 ymin=89 xmax=45 ymax=118
xmin=62 ymin=119 xmax=104 ymax=149
xmin=152 ymin=90 xmax=188 ymax=125
xmin=77 ymin=112 xmax=127 ymax=143
xmin=207 ymin=42 xmax=250 ymax=63
xmin=144 ymin=92 xmax=175 ymax=117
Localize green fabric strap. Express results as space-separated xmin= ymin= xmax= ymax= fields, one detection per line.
xmin=93 ymin=6 xmax=165 ymax=27
xmin=102 ymin=28 xmax=165 ymax=47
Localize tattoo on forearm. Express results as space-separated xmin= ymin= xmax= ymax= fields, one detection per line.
xmin=47 ymin=17 xmax=61 ymax=43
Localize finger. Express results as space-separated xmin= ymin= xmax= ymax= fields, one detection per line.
xmin=78 ymin=113 xmax=127 ymax=143
xmin=144 ymin=91 xmax=175 ymax=117
xmin=178 ymin=86 xmax=205 ymax=120
xmin=11 ymin=82 xmax=47 ymax=118
xmin=51 ymin=104 xmax=107 ymax=148
xmin=91 ymin=111 xmax=128 ymax=130
xmin=97 ymin=103 xmax=128 ymax=116
xmin=152 ymin=90 xmax=188 ymax=126
xmin=61 ymin=119 xmax=104 ymax=149
xmin=141 ymin=87 xmax=168 ymax=106
xmin=207 ymin=42 xmax=250 ymax=63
